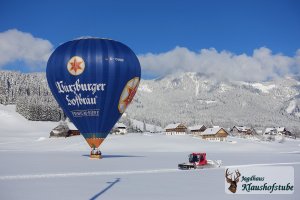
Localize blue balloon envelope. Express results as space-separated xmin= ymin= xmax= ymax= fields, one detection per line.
xmin=46 ymin=38 xmax=141 ymax=149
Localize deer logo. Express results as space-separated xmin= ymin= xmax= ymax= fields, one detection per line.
xmin=225 ymin=169 xmax=241 ymax=193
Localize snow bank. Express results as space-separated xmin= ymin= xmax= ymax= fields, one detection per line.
xmin=36 ymin=137 xmax=46 ymax=141
xmin=286 ymin=100 xmax=296 ymax=114
xmin=138 ymin=84 xmax=152 ymax=93
xmin=251 ymin=83 xmax=276 ymax=93
xmin=0 ymin=105 xmax=300 ymax=200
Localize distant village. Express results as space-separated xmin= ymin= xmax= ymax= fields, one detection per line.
xmin=163 ymin=123 xmax=295 ymax=141
xmin=50 ymin=119 xmax=296 ymax=142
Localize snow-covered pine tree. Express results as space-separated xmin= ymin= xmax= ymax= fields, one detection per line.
xmin=0 ymin=71 xmax=64 ymax=121
xmin=143 ymin=121 xmax=147 ymax=132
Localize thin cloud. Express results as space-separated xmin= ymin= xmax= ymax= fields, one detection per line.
xmin=0 ymin=29 xmax=53 ymax=69
xmin=139 ymin=46 xmax=300 ymax=81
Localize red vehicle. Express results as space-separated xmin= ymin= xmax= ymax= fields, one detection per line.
xmin=178 ymin=152 xmax=221 ymax=170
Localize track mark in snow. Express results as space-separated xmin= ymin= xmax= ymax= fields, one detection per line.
xmin=1 ymin=162 xmax=300 ymax=181
xmin=279 ymin=151 xmax=300 ymax=154
xmin=0 ymin=169 xmax=180 ymax=180
xmin=0 ymin=140 xmax=32 ymax=145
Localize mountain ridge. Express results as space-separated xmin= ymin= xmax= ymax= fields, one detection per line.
xmin=0 ymin=70 xmax=299 ymax=131
xmin=128 ymin=72 xmax=300 ymax=130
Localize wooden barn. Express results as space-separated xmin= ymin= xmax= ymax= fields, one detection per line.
xmin=189 ymin=125 xmax=206 ymax=135
xmin=66 ymin=122 xmax=80 ymax=137
xmin=165 ymin=123 xmax=187 ymax=135
xmin=200 ymin=127 xmax=228 ymax=141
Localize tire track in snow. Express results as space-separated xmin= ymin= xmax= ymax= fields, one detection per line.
xmin=1 ymin=162 xmax=300 ymax=180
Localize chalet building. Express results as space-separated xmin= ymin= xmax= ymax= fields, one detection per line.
xmin=200 ymin=127 xmax=228 ymax=141
xmin=276 ymin=127 xmax=293 ymax=136
xmin=50 ymin=124 xmax=69 ymax=137
xmin=112 ymin=123 xmax=127 ymax=135
xmin=165 ymin=123 xmax=187 ymax=135
xmin=264 ymin=127 xmax=292 ymax=136
xmin=264 ymin=128 xmax=276 ymax=135
xmin=231 ymin=126 xmax=251 ymax=134
xmin=49 ymin=121 xmax=79 ymax=137
xmin=67 ymin=122 xmax=80 ymax=137
xmin=189 ymin=125 xmax=206 ymax=135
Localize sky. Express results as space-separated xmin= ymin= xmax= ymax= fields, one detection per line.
xmin=0 ymin=0 xmax=300 ymax=80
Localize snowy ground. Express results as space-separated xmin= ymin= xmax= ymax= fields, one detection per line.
xmin=0 ymin=105 xmax=300 ymax=200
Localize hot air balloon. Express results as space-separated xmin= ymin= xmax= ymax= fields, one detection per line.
xmin=46 ymin=38 xmax=141 ymax=158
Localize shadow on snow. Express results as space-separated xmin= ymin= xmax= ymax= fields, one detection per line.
xmin=82 ymin=154 xmax=145 ymax=158
xmin=89 ymin=178 xmax=121 ymax=200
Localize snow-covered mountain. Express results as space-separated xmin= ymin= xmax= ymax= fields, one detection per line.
xmin=127 ymin=72 xmax=300 ymax=130
xmin=0 ymin=70 xmax=299 ymax=131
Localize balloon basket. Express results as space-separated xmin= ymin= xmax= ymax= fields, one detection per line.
xmin=90 ymin=148 xmax=102 ymax=159
xmin=90 ymin=154 xmax=102 ymax=159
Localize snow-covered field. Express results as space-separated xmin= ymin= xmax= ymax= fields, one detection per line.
xmin=0 ymin=105 xmax=300 ymax=200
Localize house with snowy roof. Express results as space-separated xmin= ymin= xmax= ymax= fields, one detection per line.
xmin=232 ymin=126 xmax=250 ymax=133
xmin=264 ymin=127 xmax=276 ymax=135
xmin=165 ymin=123 xmax=187 ymax=135
xmin=50 ymin=121 xmax=79 ymax=137
xmin=50 ymin=123 xmax=68 ymax=137
xmin=112 ymin=123 xmax=127 ymax=135
xmin=231 ymin=126 xmax=254 ymax=136
xmin=264 ymin=127 xmax=292 ymax=136
xmin=67 ymin=122 xmax=80 ymax=137
xmin=189 ymin=125 xmax=206 ymax=135
xmin=200 ymin=127 xmax=228 ymax=141
xmin=276 ymin=127 xmax=293 ymax=136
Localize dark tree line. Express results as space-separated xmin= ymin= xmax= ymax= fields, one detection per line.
xmin=0 ymin=70 xmax=63 ymax=121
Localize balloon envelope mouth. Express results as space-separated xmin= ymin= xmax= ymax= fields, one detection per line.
xmin=85 ymin=137 xmax=105 ymax=148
